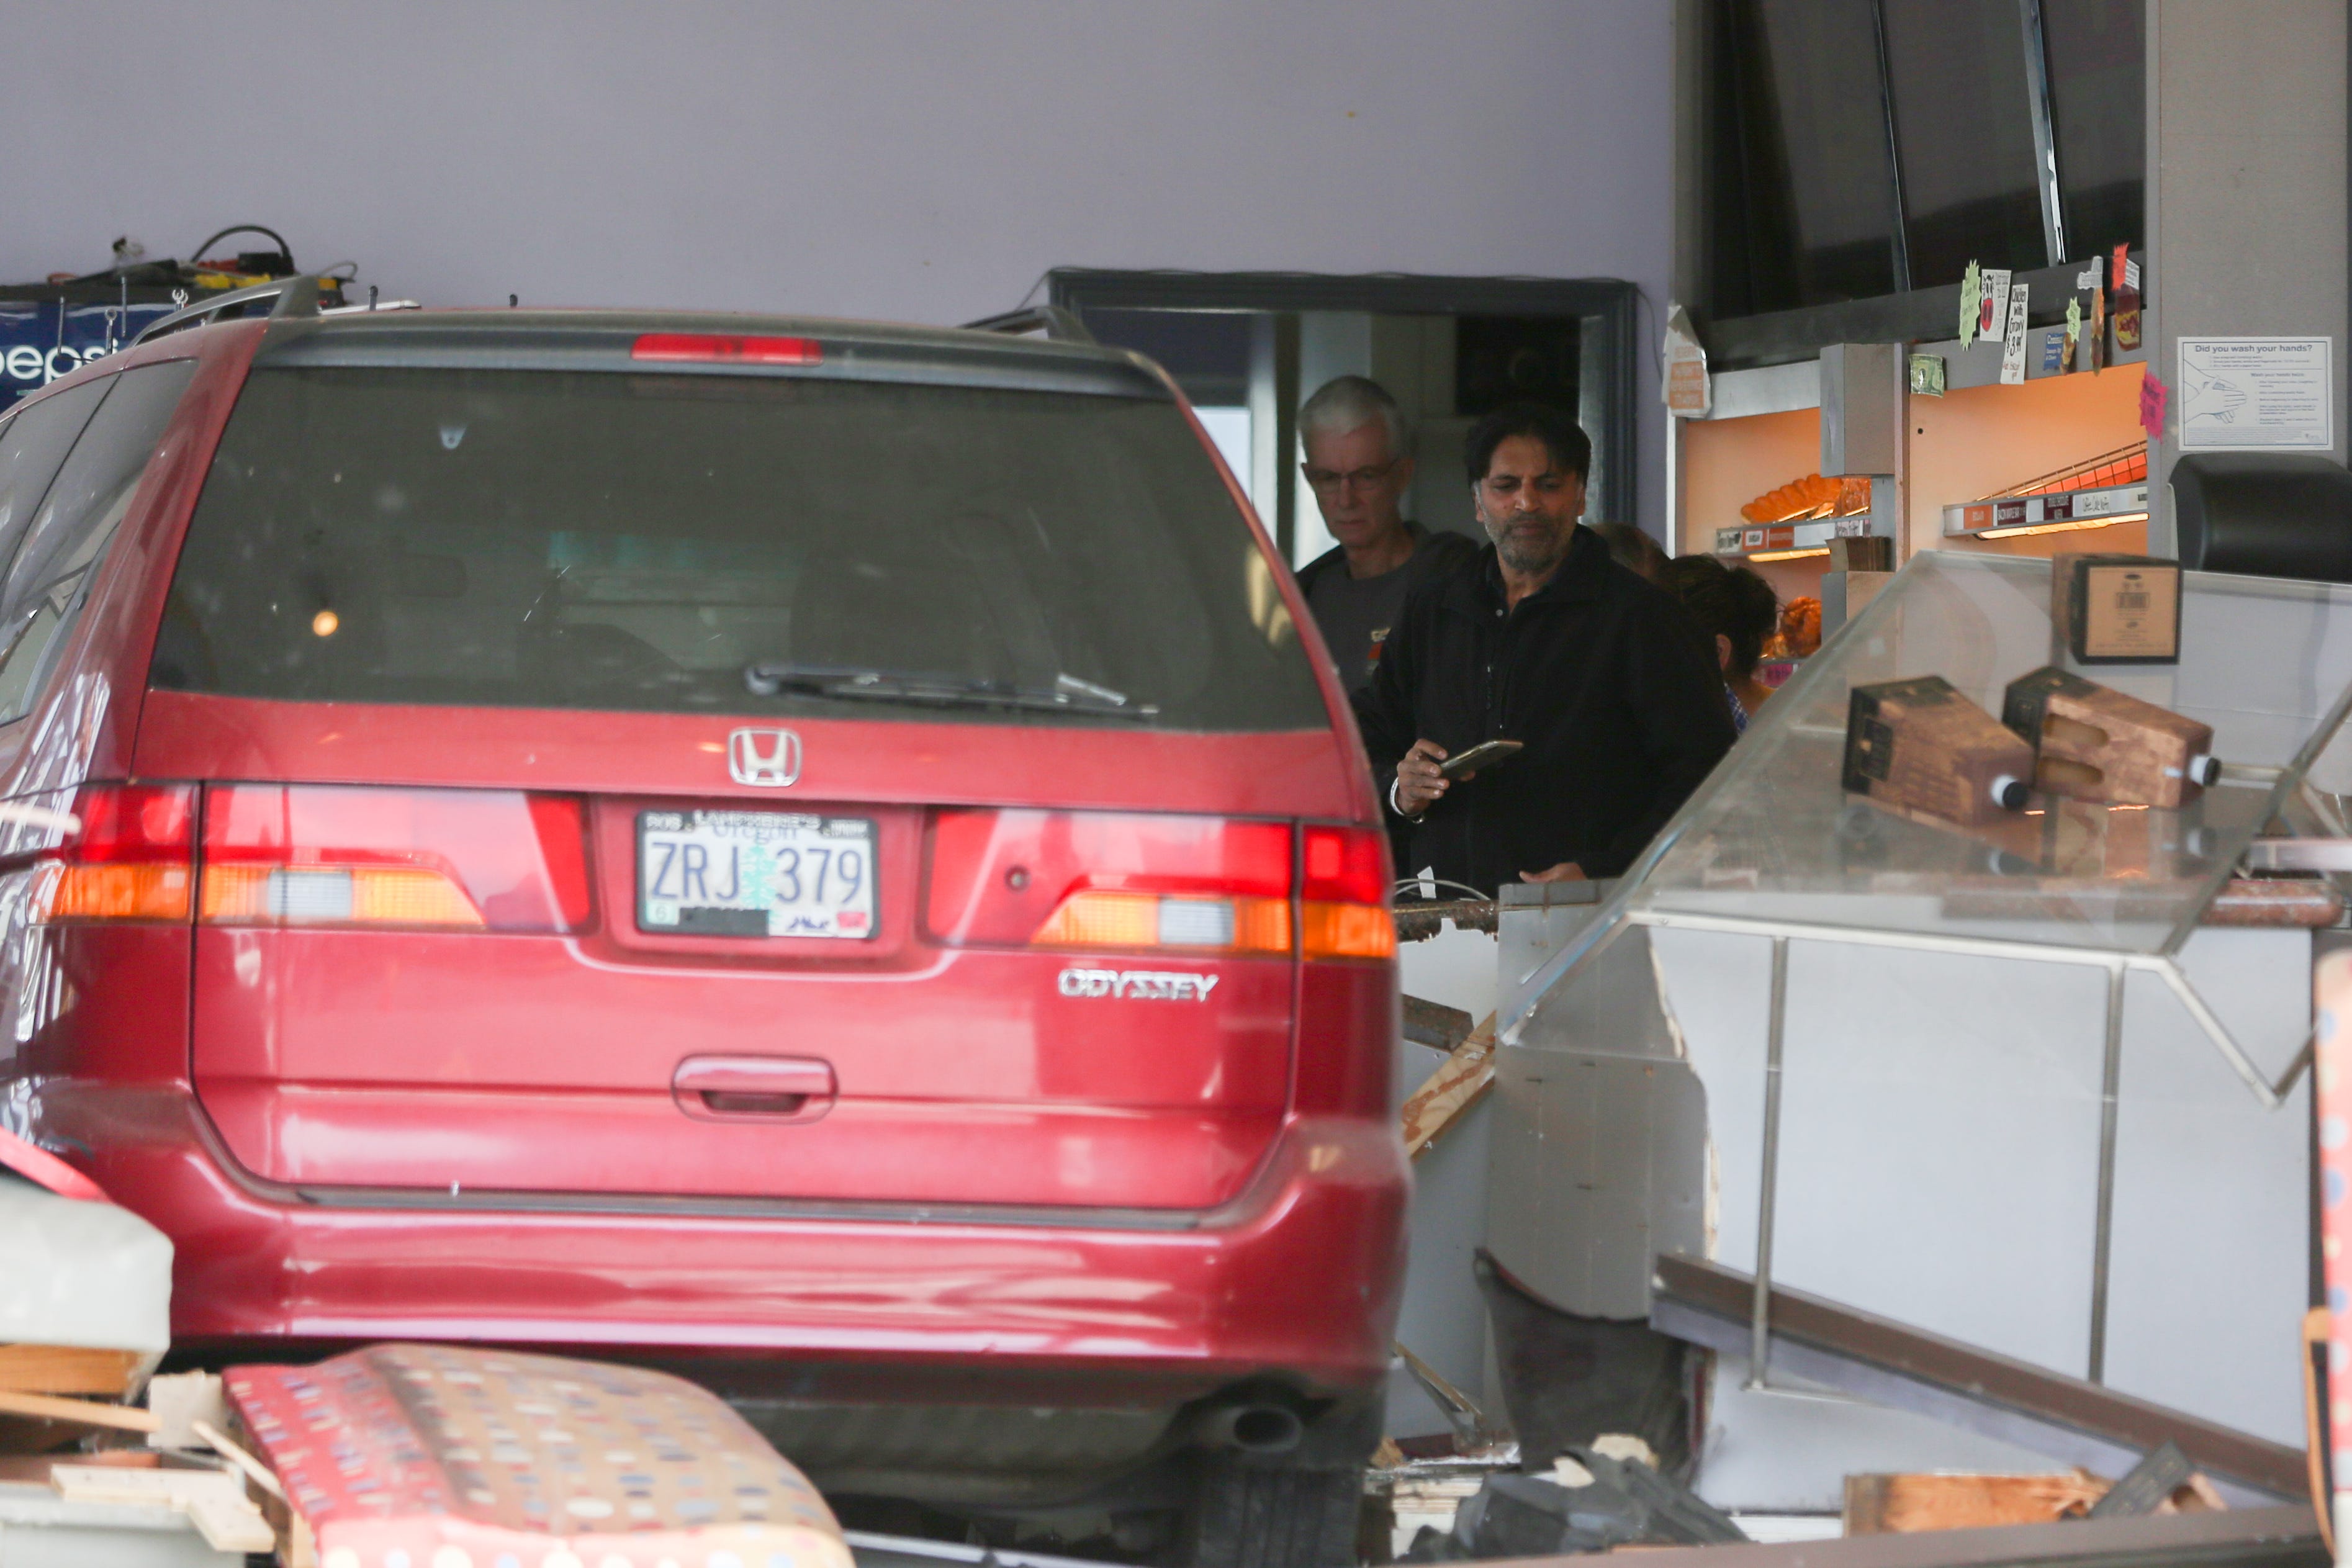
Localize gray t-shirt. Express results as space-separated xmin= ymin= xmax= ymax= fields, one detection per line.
xmin=1307 ymin=523 xmax=1436 ymax=694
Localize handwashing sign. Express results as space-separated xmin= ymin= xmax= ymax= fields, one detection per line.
xmin=2177 ymin=336 xmax=2333 ymax=452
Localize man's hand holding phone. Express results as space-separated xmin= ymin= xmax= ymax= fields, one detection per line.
xmin=1395 ymin=740 xmax=1451 ymax=818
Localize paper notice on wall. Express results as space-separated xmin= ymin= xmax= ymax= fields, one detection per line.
xmin=1959 ymin=262 xmax=1982 ymax=346
xmin=2178 ymin=337 xmax=2333 ymax=451
xmin=1981 ymin=268 xmax=2013 ymax=344
xmin=2139 ymin=372 xmax=2169 ymax=438
xmin=1662 ymin=304 xmax=1710 ymax=417
xmin=2124 ymin=258 xmax=2140 ymax=291
xmin=1998 ymin=282 xmax=2031 ymax=384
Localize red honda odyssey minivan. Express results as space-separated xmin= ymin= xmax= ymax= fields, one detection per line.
xmin=0 ymin=293 xmax=1406 ymax=1564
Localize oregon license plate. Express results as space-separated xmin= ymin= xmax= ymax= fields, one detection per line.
xmin=637 ymin=810 xmax=876 ymax=939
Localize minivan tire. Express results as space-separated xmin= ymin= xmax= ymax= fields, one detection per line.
xmin=1176 ymin=1458 xmax=1363 ymax=1568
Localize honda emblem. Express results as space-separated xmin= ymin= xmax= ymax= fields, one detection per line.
xmin=727 ymin=728 xmax=803 ymax=788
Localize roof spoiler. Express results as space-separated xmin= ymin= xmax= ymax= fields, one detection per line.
xmin=130 ymin=274 xmax=325 ymax=348
xmin=961 ymin=305 xmax=1096 ymax=345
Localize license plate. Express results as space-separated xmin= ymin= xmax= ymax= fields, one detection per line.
xmin=637 ymin=810 xmax=876 ymax=939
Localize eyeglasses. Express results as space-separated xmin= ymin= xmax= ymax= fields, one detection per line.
xmin=1301 ymin=459 xmax=1401 ymax=494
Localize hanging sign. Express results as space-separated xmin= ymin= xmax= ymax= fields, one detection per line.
xmin=1980 ymin=268 xmax=2013 ymax=345
xmin=1998 ymin=282 xmax=2031 ymax=385
xmin=1662 ymin=304 xmax=1710 ymax=417
xmin=2178 ymin=337 xmax=2333 ymax=451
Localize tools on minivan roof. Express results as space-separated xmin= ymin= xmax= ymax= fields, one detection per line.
xmin=0 ymin=225 xmax=353 ymax=412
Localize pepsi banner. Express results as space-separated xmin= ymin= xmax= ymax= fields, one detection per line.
xmin=0 ymin=299 xmax=181 ymax=413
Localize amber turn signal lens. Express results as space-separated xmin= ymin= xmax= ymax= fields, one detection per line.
xmin=1031 ymin=891 xmax=1292 ymax=955
xmin=1300 ymin=901 xmax=1395 ymax=960
xmin=201 ymin=865 xmax=485 ymax=928
xmin=35 ymin=863 xmax=192 ymax=923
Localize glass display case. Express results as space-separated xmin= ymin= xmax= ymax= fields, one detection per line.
xmin=1509 ymin=550 xmax=2352 ymax=1111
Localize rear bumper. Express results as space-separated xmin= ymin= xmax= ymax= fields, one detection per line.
xmin=77 ymin=1093 xmax=1408 ymax=1403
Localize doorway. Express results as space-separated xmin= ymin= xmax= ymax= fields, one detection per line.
xmin=1051 ymin=271 xmax=1641 ymax=568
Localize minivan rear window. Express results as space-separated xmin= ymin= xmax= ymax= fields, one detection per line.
xmin=152 ymin=366 xmax=1328 ymax=731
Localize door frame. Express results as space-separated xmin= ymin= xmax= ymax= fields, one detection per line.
xmin=1048 ymin=269 xmax=1642 ymax=538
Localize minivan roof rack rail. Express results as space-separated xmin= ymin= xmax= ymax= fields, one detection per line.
xmin=130 ymin=274 xmax=324 ymax=348
xmin=962 ymin=305 xmax=1096 ymax=345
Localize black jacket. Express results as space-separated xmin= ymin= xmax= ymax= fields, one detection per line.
xmin=1352 ymin=526 xmax=1736 ymax=893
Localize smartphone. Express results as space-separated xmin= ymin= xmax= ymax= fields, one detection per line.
xmin=1439 ymin=739 xmax=1524 ymax=780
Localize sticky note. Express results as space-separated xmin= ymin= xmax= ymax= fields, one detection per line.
xmin=2140 ymin=372 xmax=2168 ymax=438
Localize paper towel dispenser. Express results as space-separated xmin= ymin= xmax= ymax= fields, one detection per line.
xmin=2173 ymin=453 xmax=2352 ymax=582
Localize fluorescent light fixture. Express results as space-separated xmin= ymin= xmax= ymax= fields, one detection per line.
xmin=1748 ymin=546 xmax=1832 ymax=562
xmin=1973 ymin=512 xmax=2148 ymax=541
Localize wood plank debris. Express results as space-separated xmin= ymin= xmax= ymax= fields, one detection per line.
xmin=1402 ymin=1012 xmax=1496 ymax=1159
xmin=52 ymin=1460 xmax=276 ymax=1552
xmin=0 ymin=1386 xmax=161 ymax=1433
xmin=0 ymin=1343 xmax=142 ymax=1396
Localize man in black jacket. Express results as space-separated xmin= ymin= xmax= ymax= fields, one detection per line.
xmin=1353 ymin=404 xmax=1734 ymax=893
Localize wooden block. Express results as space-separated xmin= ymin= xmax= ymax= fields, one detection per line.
xmin=0 ymin=1387 xmax=161 ymax=1433
xmin=1844 ymin=677 xmax=2034 ymax=827
xmin=1844 ymin=1471 xmax=2110 ymax=1534
xmin=2002 ymin=667 xmax=2217 ymax=808
xmin=145 ymin=1369 xmax=228 ymax=1450
xmin=2052 ymin=553 xmax=2180 ymax=664
xmin=1402 ymin=1014 xmax=1495 ymax=1159
xmin=185 ymin=1492 xmax=279 ymax=1552
xmin=0 ymin=1344 xmax=145 ymax=1397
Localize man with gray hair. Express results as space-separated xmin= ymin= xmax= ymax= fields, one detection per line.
xmin=1292 ymin=375 xmax=1477 ymax=695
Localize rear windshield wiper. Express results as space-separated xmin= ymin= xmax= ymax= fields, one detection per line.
xmin=744 ymin=662 xmax=1158 ymax=719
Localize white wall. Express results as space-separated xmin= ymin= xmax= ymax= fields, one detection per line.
xmin=1 ymin=0 xmax=1674 ymax=530
xmin=2145 ymin=0 xmax=2348 ymax=552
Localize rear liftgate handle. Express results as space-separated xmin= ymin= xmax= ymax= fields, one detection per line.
xmin=672 ymin=1055 xmax=837 ymax=1123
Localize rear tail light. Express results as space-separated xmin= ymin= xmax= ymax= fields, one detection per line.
xmin=1302 ymin=825 xmax=1395 ymax=960
xmin=199 ymin=785 xmax=591 ymax=932
xmin=925 ymin=809 xmax=1391 ymax=961
xmin=631 ymin=333 xmax=822 ymax=366
xmin=32 ymin=785 xmax=196 ymax=924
